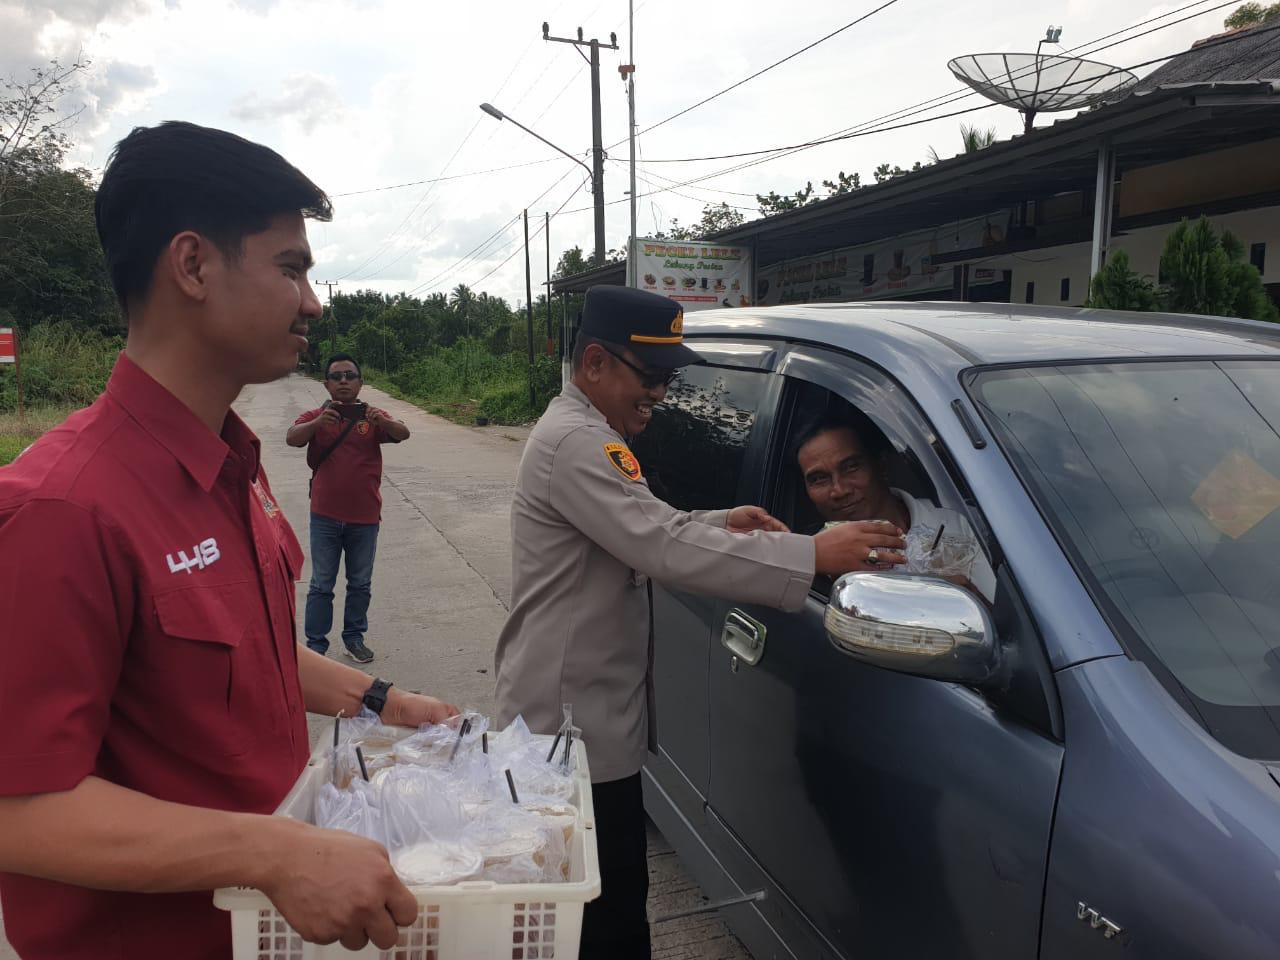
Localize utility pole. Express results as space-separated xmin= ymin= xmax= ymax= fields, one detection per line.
xmin=523 ymin=209 xmax=536 ymax=410
xmin=543 ymin=23 xmax=618 ymax=266
xmin=317 ymin=280 xmax=340 ymax=355
xmin=623 ymin=0 xmax=638 ymax=287
xmin=545 ymin=211 xmax=553 ymax=354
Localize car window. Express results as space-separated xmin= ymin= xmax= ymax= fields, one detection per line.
xmin=970 ymin=359 xmax=1280 ymax=760
xmin=773 ymin=376 xmax=996 ymax=604
xmin=632 ymin=363 xmax=769 ymax=511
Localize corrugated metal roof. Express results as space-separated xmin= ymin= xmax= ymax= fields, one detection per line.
xmin=1135 ymin=21 xmax=1280 ymax=90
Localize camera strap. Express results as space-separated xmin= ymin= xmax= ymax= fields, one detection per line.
xmin=308 ymin=410 xmax=359 ymax=497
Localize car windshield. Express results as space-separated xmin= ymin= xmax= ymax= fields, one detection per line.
xmin=971 ymin=359 xmax=1280 ymax=760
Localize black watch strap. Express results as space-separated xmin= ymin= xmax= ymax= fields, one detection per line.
xmin=362 ymin=678 xmax=393 ymax=716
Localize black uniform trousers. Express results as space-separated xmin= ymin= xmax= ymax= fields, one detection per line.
xmin=579 ymin=773 xmax=652 ymax=959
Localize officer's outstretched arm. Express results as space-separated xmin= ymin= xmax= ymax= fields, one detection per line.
xmin=549 ymin=428 xmax=813 ymax=612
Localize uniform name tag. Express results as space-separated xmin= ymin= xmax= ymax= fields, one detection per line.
xmin=604 ymin=442 xmax=643 ymax=482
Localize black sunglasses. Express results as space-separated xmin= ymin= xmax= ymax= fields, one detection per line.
xmin=326 ymin=371 xmax=362 ymax=382
xmin=601 ymin=346 xmax=678 ymax=389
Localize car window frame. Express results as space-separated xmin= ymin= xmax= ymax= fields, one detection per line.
xmin=768 ymin=344 xmax=999 ymax=598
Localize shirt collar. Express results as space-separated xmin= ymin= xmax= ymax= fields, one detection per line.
xmin=562 ymin=381 xmax=613 ymax=430
xmin=105 ymin=352 xmax=262 ymax=492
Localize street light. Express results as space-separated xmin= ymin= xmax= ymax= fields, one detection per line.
xmin=478 ymin=102 xmax=604 ymax=265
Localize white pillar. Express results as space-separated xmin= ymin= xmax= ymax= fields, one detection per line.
xmin=1090 ymin=140 xmax=1116 ymax=279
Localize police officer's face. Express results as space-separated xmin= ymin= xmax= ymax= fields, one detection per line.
xmin=586 ymin=344 xmax=670 ymax=437
xmin=798 ymin=427 xmax=895 ymax=523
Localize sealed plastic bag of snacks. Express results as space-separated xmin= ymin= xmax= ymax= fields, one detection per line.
xmin=315 ymin=778 xmax=382 ymax=842
xmin=380 ymin=766 xmax=483 ymax=886
xmin=905 ymin=521 xmax=980 ymax=580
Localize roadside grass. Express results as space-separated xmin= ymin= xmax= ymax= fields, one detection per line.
xmin=0 ymin=405 xmax=77 ymax=466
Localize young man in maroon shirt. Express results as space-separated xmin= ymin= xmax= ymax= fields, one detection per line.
xmin=287 ymin=352 xmax=408 ymax=663
xmin=0 ymin=122 xmax=459 ymax=959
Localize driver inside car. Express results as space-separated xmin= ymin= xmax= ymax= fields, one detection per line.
xmin=794 ymin=410 xmax=997 ymax=602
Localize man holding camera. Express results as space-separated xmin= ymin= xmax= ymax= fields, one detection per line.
xmin=287 ymin=354 xmax=408 ymax=663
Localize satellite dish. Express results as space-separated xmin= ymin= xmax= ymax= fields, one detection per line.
xmin=948 ymin=50 xmax=1137 ymax=133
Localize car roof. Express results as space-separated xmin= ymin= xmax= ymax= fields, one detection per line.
xmin=682 ymin=301 xmax=1280 ymax=370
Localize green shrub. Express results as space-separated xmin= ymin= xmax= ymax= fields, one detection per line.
xmin=0 ymin=321 xmax=122 ymax=412
xmin=1086 ymin=250 xmax=1162 ymax=311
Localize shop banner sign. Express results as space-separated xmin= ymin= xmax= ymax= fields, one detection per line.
xmin=0 ymin=328 xmax=15 ymax=364
xmin=754 ymin=214 xmax=1005 ymax=306
xmin=632 ymin=239 xmax=753 ymax=311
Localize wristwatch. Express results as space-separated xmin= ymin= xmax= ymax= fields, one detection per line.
xmin=362 ymin=678 xmax=393 ymax=716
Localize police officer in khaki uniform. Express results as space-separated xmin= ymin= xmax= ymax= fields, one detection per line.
xmin=495 ymin=285 xmax=908 ymax=959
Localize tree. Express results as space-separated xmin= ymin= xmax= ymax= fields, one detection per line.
xmin=554 ymin=245 xmax=589 ymax=280
xmin=757 ymin=160 xmax=925 ymax=215
xmin=650 ymin=202 xmax=747 ymax=241
xmin=1 ymin=57 xmax=117 ymax=332
xmin=1159 ymin=217 xmax=1277 ymax=322
xmin=928 ymin=123 xmax=998 ymax=163
xmin=1086 ymin=250 xmax=1161 ymax=311
xmin=1225 ymin=2 xmax=1280 ymax=28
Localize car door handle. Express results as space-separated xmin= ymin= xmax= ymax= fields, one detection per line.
xmin=721 ymin=609 xmax=767 ymax=667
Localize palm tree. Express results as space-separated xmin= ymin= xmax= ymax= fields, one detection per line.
xmin=928 ymin=123 xmax=999 ymax=163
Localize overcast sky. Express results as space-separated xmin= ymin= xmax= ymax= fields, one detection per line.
xmin=3 ymin=0 xmax=1228 ymax=306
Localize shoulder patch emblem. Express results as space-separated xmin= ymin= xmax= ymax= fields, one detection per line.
xmin=604 ymin=442 xmax=643 ymax=481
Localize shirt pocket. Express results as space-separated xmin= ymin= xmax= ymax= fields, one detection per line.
xmin=151 ymin=581 xmax=269 ymax=759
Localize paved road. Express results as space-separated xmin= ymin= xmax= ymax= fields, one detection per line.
xmin=0 ymin=373 xmax=748 ymax=960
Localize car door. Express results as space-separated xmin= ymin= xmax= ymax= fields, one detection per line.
xmin=631 ymin=342 xmax=779 ymax=815
xmin=704 ymin=345 xmax=1064 ymax=959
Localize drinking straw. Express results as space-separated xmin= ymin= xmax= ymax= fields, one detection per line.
xmin=355 ymin=746 xmax=370 ymax=782
xmin=505 ymin=769 xmax=520 ymax=803
xmin=561 ymin=728 xmax=574 ymax=768
xmin=450 ymin=717 xmax=472 ymax=762
xmin=482 ymin=732 xmax=489 ymax=754
xmin=332 ymin=711 xmax=343 ymax=750
xmin=546 ymin=731 xmax=563 ymax=763
xmin=930 ymin=524 xmax=947 ymax=552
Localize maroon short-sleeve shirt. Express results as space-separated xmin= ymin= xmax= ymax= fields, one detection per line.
xmin=0 ymin=353 xmax=310 ymax=960
xmin=295 ymin=405 xmax=401 ymax=526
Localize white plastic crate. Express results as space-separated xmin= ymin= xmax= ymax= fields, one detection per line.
xmin=214 ymin=733 xmax=600 ymax=960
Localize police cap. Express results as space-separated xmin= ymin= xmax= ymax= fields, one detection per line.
xmin=580 ymin=285 xmax=700 ymax=369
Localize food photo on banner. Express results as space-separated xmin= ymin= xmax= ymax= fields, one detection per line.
xmin=631 ymin=239 xmax=754 ymax=311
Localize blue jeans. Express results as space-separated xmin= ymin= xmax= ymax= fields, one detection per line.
xmin=304 ymin=514 xmax=380 ymax=654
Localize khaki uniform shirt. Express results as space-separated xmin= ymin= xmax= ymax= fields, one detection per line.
xmin=495 ymin=383 xmax=815 ymax=783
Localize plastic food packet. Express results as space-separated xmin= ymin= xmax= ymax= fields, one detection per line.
xmin=392 ymin=712 xmax=489 ymax=768
xmin=471 ymin=805 xmax=568 ymax=884
xmin=316 ymin=779 xmax=382 ymax=842
xmin=905 ymin=521 xmax=979 ymax=580
xmin=379 ymin=765 xmax=483 ymax=886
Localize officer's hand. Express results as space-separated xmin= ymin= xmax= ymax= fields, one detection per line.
xmin=384 ymin=690 xmax=462 ymax=727
xmin=368 ymin=407 xmax=391 ymax=427
xmin=260 ymin=820 xmax=417 ymax=951
xmin=726 ymin=505 xmax=790 ymax=534
xmin=813 ymin=520 xmax=907 ymax=575
xmin=317 ymin=406 xmax=343 ymax=427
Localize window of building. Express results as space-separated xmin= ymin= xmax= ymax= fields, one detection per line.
xmin=1251 ymin=242 xmax=1266 ymax=275
xmin=1025 ymin=281 xmax=1035 ymax=304
xmin=1060 ymin=278 xmax=1071 ymax=302
xmin=862 ymin=254 xmax=875 ymax=286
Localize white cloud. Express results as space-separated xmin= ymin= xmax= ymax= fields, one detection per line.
xmin=230 ymin=72 xmax=344 ymax=134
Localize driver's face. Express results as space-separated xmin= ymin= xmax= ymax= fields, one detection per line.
xmin=798 ymin=427 xmax=892 ymax=523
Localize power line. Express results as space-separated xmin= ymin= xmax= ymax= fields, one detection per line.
xmin=330 ymin=157 xmax=563 ymax=198
xmin=640 ymin=0 xmax=1248 ymax=164
xmin=621 ymin=0 xmax=904 ymax=144
xmin=553 ymin=15 xmax=1279 ymax=221
xmin=404 ymin=164 xmax=586 ymax=297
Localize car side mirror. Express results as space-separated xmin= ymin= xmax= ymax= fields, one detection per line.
xmin=824 ymin=572 xmax=998 ymax=685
